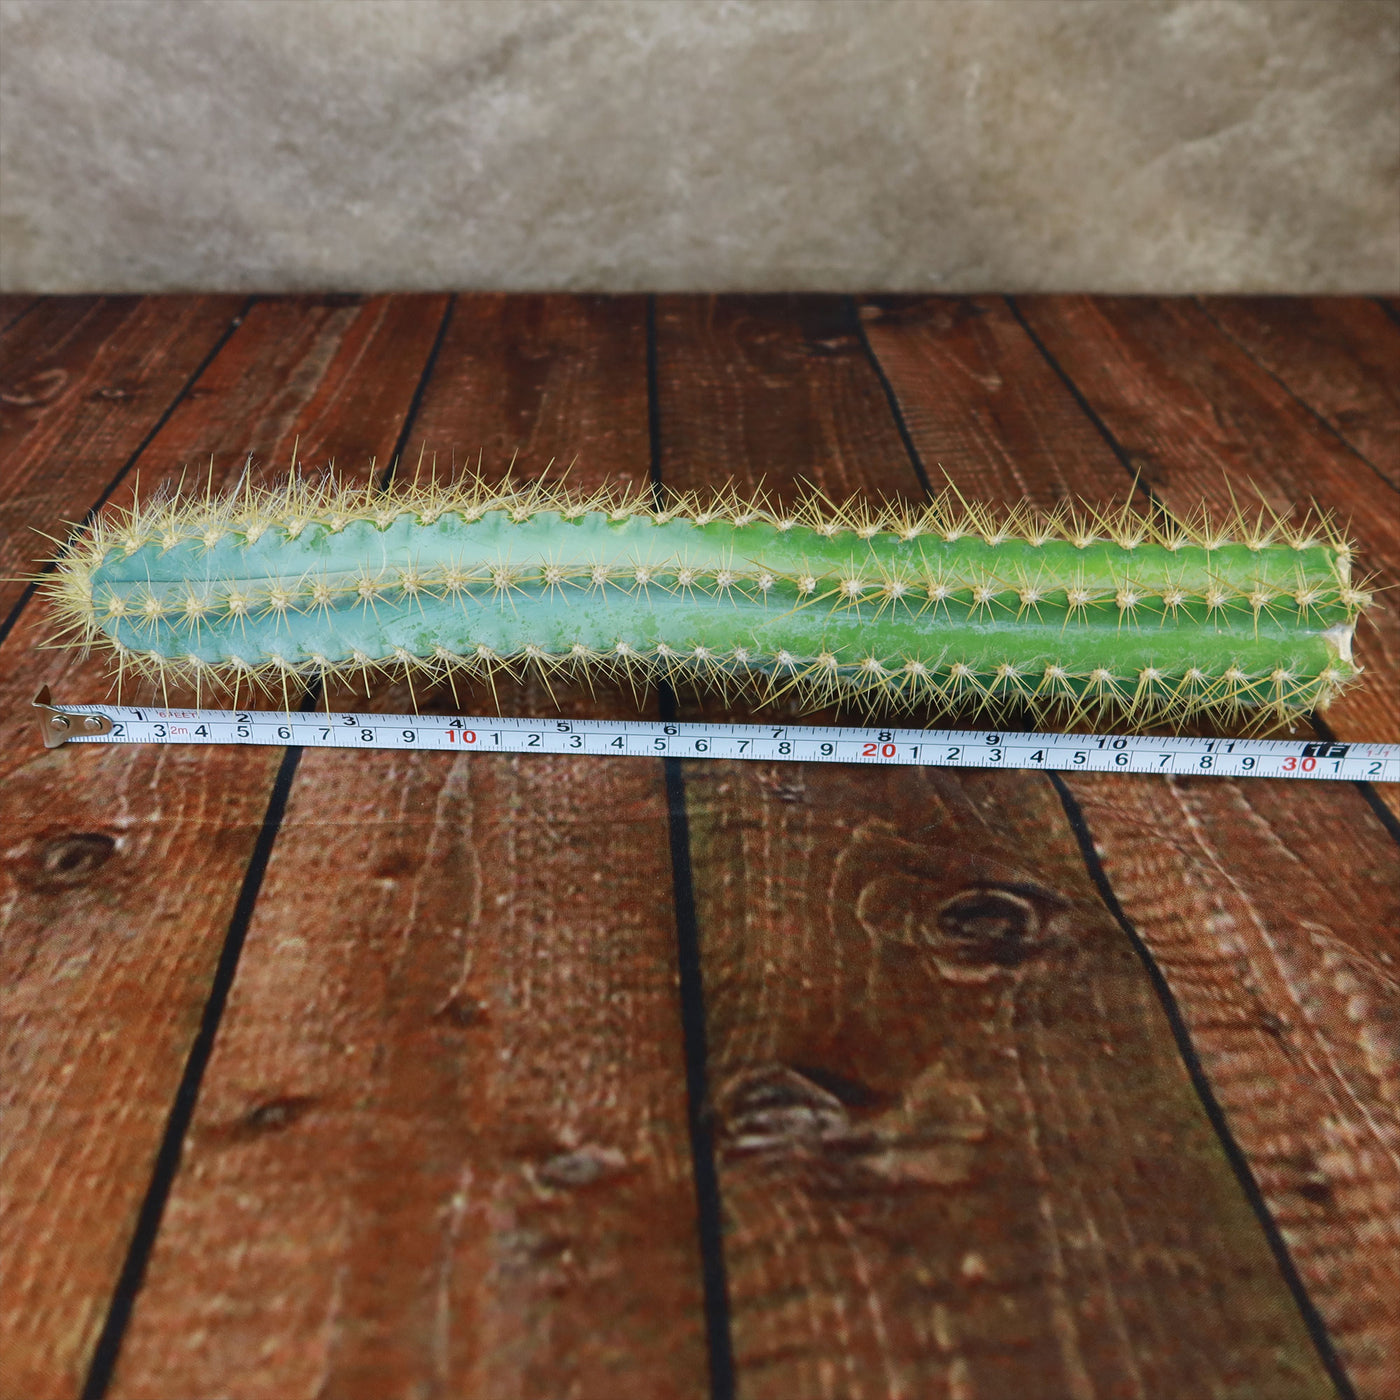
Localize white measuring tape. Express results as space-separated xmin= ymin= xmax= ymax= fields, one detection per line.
xmin=32 ymin=689 xmax=1399 ymax=783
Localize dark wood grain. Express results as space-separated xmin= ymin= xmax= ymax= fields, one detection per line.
xmin=656 ymin=295 xmax=1330 ymax=1397
xmin=0 ymin=294 xmax=246 ymax=621
xmin=1012 ymin=294 xmax=1400 ymax=751
xmin=1196 ymin=297 xmax=1400 ymax=488
xmin=0 ymin=295 xmax=39 ymax=335
xmin=108 ymin=296 xmax=710 ymax=1400
xmin=0 ymin=294 xmax=449 ymax=1400
xmin=862 ymin=293 xmax=1398 ymax=1396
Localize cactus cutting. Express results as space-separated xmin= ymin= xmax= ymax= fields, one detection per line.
xmin=40 ymin=473 xmax=1371 ymax=729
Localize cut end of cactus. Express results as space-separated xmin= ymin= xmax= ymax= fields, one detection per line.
xmin=1322 ymin=622 xmax=1355 ymax=666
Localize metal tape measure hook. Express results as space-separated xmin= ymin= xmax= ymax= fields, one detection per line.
xmin=33 ymin=686 xmax=114 ymax=747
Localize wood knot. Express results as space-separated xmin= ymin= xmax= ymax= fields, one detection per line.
xmin=839 ymin=825 xmax=1066 ymax=983
xmin=536 ymin=1144 xmax=627 ymax=1189
xmin=1282 ymin=1149 xmax=1337 ymax=1207
xmin=716 ymin=1065 xmax=856 ymax=1154
xmin=371 ymin=849 xmax=420 ymax=881
xmin=238 ymin=1095 xmax=317 ymax=1136
xmin=1296 ymin=1174 xmax=1335 ymax=1207
xmin=807 ymin=332 xmax=859 ymax=357
xmin=22 ymin=832 xmax=117 ymax=889
xmin=756 ymin=766 xmax=807 ymax=803
xmin=935 ymin=886 xmax=1040 ymax=967
xmin=435 ymin=994 xmax=489 ymax=1029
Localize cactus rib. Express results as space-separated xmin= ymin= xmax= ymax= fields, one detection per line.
xmin=42 ymin=474 xmax=1370 ymax=728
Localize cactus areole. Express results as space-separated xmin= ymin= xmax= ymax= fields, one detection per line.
xmin=43 ymin=475 xmax=1370 ymax=729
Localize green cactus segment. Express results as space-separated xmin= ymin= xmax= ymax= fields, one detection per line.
xmin=91 ymin=509 xmax=1344 ymax=598
xmin=79 ymin=506 xmax=1359 ymax=720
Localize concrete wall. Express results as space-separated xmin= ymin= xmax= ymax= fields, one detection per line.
xmin=1 ymin=0 xmax=1396 ymax=293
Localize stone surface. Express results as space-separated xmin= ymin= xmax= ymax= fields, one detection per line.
xmin=1 ymin=0 xmax=1396 ymax=293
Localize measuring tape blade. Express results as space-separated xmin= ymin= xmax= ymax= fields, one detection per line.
xmin=31 ymin=690 xmax=1398 ymax=783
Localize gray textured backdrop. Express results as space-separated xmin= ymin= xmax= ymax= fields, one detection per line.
xmin=1 ymin=0 xmax=1396 ymax=293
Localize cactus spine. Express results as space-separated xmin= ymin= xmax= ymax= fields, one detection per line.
xmin=44 ymin=474 xmax=1369 ymax=728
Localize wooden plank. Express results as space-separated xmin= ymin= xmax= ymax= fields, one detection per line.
xmin=863 ymin=293 xmax=1396 ymax=1394
xmin=0 ymin=294 xmax=450 ymax=1400
xmin=0 ymin=294 xmax=246 ymax=622
xmin=655 ymin=294 xmax=1330 ymax=1397
xmin=1069 ymin=772 xmax=1400 ymax=1397
xmin=107 ymin=296 xmax=709 ymax=1399
xmin=855 ymin=294 xmax=1132 ymax=510
xmin=131 ymin=294 xmax=451 ymax=485
xmin=1196 ymin=297 xmax=1400 ymax=490
xmin=1012 ymin=294 xmax=1400 ymax=752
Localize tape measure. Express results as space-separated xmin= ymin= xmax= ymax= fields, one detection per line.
xmin=32 ymin=688 xmax=1398 ymax=783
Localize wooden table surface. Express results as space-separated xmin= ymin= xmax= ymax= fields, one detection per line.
xmin=1 ymin=293 xmax=1397 ymax=1400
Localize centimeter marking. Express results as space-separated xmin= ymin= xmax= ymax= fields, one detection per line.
xmin=35 ymin=695 xmax=1400 ymax=783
